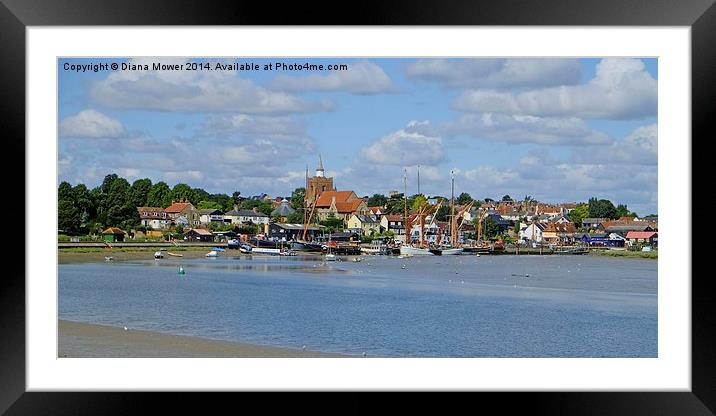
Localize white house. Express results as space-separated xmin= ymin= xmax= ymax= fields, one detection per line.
xmin=519 ymin=223 xmax=546 ymax=242
xmin=137 ymin=207 xmax=171 ymax=230
xmin=223 ymin=208 xmax=269 ymax=225
xmin=198 ymin=209 xmax=224 ymax=225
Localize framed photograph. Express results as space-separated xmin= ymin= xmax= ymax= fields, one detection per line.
xmin=4 ymin=0 xmax=709 ymax=413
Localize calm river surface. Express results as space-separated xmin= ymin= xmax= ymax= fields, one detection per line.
xmin=59 ymin=254 xmax=657 ymax=357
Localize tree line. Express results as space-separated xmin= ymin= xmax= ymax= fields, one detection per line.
xmin=58 ymin=174 xmax=246 ymax=235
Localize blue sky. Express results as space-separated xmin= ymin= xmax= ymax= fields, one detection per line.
xmin=58 ymin=57 xmax=658 ymax=215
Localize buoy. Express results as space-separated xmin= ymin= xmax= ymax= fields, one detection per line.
xmin=401 ymin=264 xmax=406 ymax=269
xmin=123 ymin=326 xmax=128 ymax=331
xmin=178 ymin=267 xmax=185 ymax=275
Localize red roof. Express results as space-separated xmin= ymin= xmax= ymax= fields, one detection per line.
xmin=384 ymin=215 xmax=402 ymax=222
xmin=335 ymin=199 xmax=365 ymax=213
xmin=625 ymin=231 xmax=657 ymax=239
xmin=165 ymin=202 xmax=192 ymax=213
xmin=315 ymin=191 xmax=355 ymax=207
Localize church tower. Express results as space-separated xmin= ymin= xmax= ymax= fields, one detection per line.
xmin=305 ymin=154 xmax=335 ymax=205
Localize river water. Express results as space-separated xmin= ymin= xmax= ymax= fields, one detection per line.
xmin=59 ymin=254 xmax=657 ymax=357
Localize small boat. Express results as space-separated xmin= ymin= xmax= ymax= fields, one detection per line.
xmin=154 ymin=251 xmax=164 ymax=259
xmin=166 ymin=252 xmax=183 ymax=257
xmin=212 ymin=247 xmax=226 ymax=252
xmin=280 ymin=249 xmax=298 ymax=256
xmin=227 ymin=239 xmax=240 ymax=249
xmin=205 ymin=250 xmax=218 ymax=257
xmin=178 ymin=266 xmax=185 ymax=275
xmin=239 ymin=243 xmax=253 ymax=254
xmin=251 ymin=247 xmax=281 ymax=255
xmin=400 ymin=245 xmax=434 ymax=256
xmin=325 ymin=253 xmax=336 ymax=261
xmin=104 ymin=256 xmax=113 ymax=262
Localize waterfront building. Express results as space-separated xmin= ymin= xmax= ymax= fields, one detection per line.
xmin=164 ymin=201 xmax=200 ymax=227
xmin=185 ymin=228 xmax=214 ymax=242
xmin=314 ymin=190 xmax=370 ymax=222
xmin=347 ymin=214 xmax=382 ymax=236
xmin=519 ymin=223 xmax=546 ymax=243
xmin=137 ymin=207 xmax=171 ymax=230
xmin=625 ymin=231 xmax=658 ymax=247
xmin=271 ymin=198 xmax=296 ymax=222
xmin=380 ymin=214 xmax=405 ymax=240
xmin=268 ymin=223 xmax=320 ymax=240
xmin=198 ymin=209 xmax=224 ymax=225
xmin=223 ymin=206 xmax=269 ymax=225
xmin=101 ymin=227 xmax=126 ymax=242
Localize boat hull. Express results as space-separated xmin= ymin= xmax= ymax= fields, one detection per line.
xmin=400 ymin=246 xmax=434 ymax=256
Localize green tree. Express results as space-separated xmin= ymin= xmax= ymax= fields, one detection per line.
xmin=456 ymin=192 xmax=473 ymax=205
xmin=232 ymin=191 xmax=242 ymax=206
xmin=385 ymin=193 xmax=406 ymax=215
xmin=73 ymin=183 xmax=94 ymax=218
xmin=484 ymin=217 xmax=499 ymax=239
xmin=320 ymin=215 xmax=344 ymax=233
xmin=127 ymin=178 xmax=153 ymax=208
xmin=290 ymin=187 xmax=306 ymax=210
xmin=367 ymin=193 xmax=388 ymax=207
xmin=501 ymin=195 xmax=513 ymax=202
xmin=615 ymin=204 xmax=635 ymax=218
xmin=58 ymin=199 xmax=81 ymax=235
xmin=568 ymin=203 xmax=589 ymax=228
xmin=286 ymin=211 xmax=304 ymax=224
xmin=171 ymin=183 xmax=193 ymax=203
xmin=147 ymin=181 xmax=172 ymax=207
xmin=588 ymin=197 xmax=618 ymax=219
xmin=208 ymin=193 xmax=232 ymax=212
xmin=411 ymin=194 xmax=428 ymax=212
xmin=435 ymin=205 xmax=451 ymax=222
xmin=239 ymin=199 xmax=273 ymax=216
xmin=191 ymin=188 xmax=210 ymax=206
xmin=58 ymin=181 xmax=74 ymax=201
xmin=197 ymin=200 xmax=222 ymax=210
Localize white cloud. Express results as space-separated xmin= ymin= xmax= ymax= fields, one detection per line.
xmin=89 ymin=58 xmax=333 ymax=114
xmin=59 ymin=109 xmax=126 ymax=138
xmin=270 ymin=61 xmax=396 ymax=94
xmin=445 ymin=113 xmax=612 ymax=146
xmin=453 ymin=58 xmax=657 ymax=119
xmin=360 ymin=121 xmax=446 ymax=166
xmin=200 ymin=114 xmax=305 ymax=139
xmin=406 ymin=58 xmax=582 ymax=89
xmin=573 ymin=124 xmax=657 ymax=165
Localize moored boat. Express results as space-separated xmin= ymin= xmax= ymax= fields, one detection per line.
xmin=400 ymin=245 xmax=434 ymax=256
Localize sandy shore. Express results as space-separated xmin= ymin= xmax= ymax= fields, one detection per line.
xmin=59 ymin=320 xmax=348 ymax=358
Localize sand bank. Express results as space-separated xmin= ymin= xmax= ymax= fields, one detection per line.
xmin=59 ymin=320 xmax=348 ymax=358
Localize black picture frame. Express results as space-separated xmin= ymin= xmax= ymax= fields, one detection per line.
xmin=2 ymin=0 xmax=708 ymax=413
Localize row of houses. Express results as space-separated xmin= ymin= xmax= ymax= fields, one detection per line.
xmin=137 ymin=200 xmax=274 ymax=230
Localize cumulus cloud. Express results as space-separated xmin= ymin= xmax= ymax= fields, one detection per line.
xmin=360 ymin=121 xmax=446 ymax=166
xmin=270 ymin=61 xmax=396 ymax=94
xmin=59 ymin=109 xmax=126 ymax=138
xmin=444 ymin=113 xmax=612 ymax=146
xmin=572 ymin=124 xmax=657 ymax=165
xmin=89 ymin=58 xmax=333 ymax=114
xmin=453 ymin=58 xmax=657 ymax=119
xmin=200 ymin=114 xmax=306 ymax=139
xmin=406 ymin=58 xmax=582 ymax=89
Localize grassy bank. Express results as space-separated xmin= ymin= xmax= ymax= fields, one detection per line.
xmin=593 ymin=250 xmax=658 ymax=259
